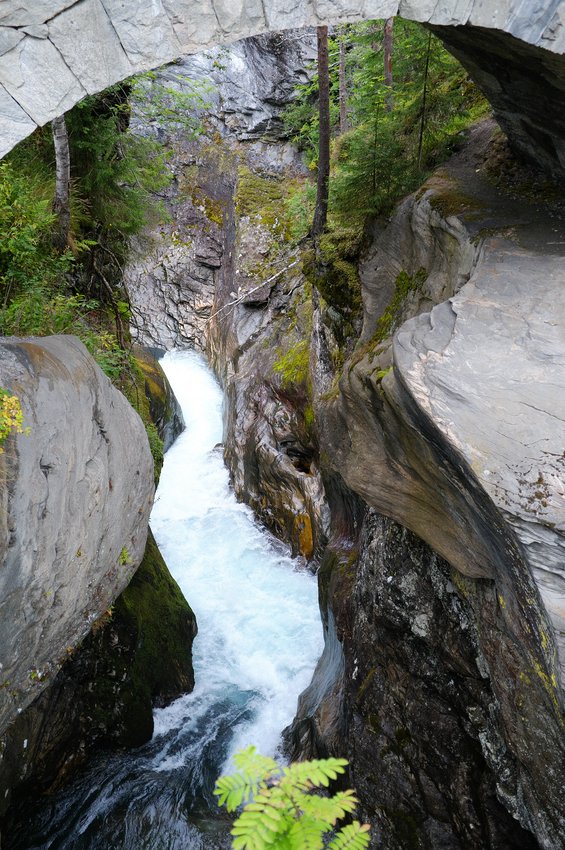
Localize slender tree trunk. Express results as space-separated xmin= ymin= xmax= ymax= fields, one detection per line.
xmin=383 ymin=17 xmax=394 ymax=112
xmin=51 ymin=114 xmax=71 ymax=252
xmin=371 ymin=102 xmax=381 ymax=197
xmin=312 ymin=25 xmax=330 ymax=240
xmin=339 ymin=35 xmax=348 ymax=134
xmin=417 ymin=32 xmax=432 ymax=170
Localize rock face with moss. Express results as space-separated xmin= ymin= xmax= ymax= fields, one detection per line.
xmin=0 ymin=335 xmax=154 ymax=737
xmin=289 ymin=126 xmax=565 ymax=850
xmin=133 ymin=345 xmax=184 ymax=453
xmin=128 ymin=33 xmax=330 ymax=559
xmin=0 ymin=343 xmax=196 ymax=822
xmin=126 ymin=30 xmax=315 ymax=354
xmin=0 ymin=530 xmax=196 ymax=818
xmin=124 ymin=40 xmax=565 ymax=848
xmin=219 ymin=255 xmax=330 ymax=560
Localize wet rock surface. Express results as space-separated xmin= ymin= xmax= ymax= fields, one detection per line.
xmin=0 ymin=529 xmax=197 ymax=819
xmin=0 ymin=341 xmax=194 ymax=827
xmin=99 ymin=36 xmax=565 ymax=846
xmin=310 ymin=125 xmax=565 ymax=849
xmin=128 ymin=33 xmax=330 ymax=560
xmin=133 ymin=346 xmax=184 ymax=452
xmin=346 ymin=510 xmax=542 ymax=850
xmin=396 ymin=242 xmax=565 ymax=688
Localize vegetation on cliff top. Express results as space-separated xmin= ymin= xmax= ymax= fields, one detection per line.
xmin=271 ymin=18 xmax=489 ymax=392
xmin=0 ymin=390 xmax=27 ymax=454
xmin=0 ymin=79 xmax=192 ymax=469
xmin=285 ymin=18 xmax=489 ymax=229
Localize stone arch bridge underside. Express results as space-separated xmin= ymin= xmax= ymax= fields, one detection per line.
xmin=1 ymin=1 xmax=565 ymax=177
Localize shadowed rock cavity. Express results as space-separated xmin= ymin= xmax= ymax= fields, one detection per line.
xmin=432 ymin=24 xmax=565 ymax=181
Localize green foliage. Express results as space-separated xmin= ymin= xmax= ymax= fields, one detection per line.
xmin=145 ymin=422 xmax=164 ymax=479
xmin=283 ymin=50 xmax=341 ymax=166
xmin=64 ymin=85 xmax=171 ymax=244
xmin=119 ymin=546 xmax=131 ymax=566
xmin=0 ymin=283 xmax=131 ymax=381
xmin=313 ymin=228 xmax=362 ymax=311
xmin=284 ymin=181 xmax=316 ymax=242
xmin=0 ymin=161 xmax=73 ymax=303
xmin=273 ymin=339 xmax=310 ymax=388
xmin=130 ymin=70 xmax=213 ymax=139
xmin=284 ymin=19 xmax=489 ymax=226
xmin=1 ymin=285 xmax=93 ymax=336
xmin=0 ymin=389 xmax=27 ymax=453
xmin=0 ymin=75 xmax=197 ymax=487
xmin=215 ymin=746 xmax=370 ymax=850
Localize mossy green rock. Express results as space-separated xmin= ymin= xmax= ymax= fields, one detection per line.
xmin=132 ymin=345 xmax=184 ymax=453
xmin=0 ymin=530 xmax=196 ymax=812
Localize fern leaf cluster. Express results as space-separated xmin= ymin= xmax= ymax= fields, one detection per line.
xmin=214 ymin=747 xmax=370 ymax=850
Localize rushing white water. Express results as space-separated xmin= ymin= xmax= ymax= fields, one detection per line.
xmin=12 ymin=350 xmax=323 ymax=850
xmin=151 ymin=349 xmax=323 ymax=766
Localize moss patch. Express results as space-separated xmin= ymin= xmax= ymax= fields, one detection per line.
xmin=303 ymin=227 xmax=362 ymax=318
xmin=372 ymin=267 xmax=428 ymax=345
xmin=113 ymin=528 xmax=197 ymax=732
xmin=236 ymin=166 xmax=287 ymax=234
xmin=427 ymin=181 xmax=483 ymax=219
xmin=124 ymin=350 xmax=174 ymax=483
xmin=273 ymin=339 xmax=310 ymax=389
xmin=191 ymin=186 xmax=224 ymax=226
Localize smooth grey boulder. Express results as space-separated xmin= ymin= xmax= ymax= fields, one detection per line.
xmin=395 ymin=241 xmax=565 ymax=689
xmin=0 ymin=335 xmax=154 ymax=736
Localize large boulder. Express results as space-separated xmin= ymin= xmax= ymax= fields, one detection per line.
xmin=0 ymin=529 xmax=197 ymax=819
xmin=0 ymin=335 xmax=154 ymax=736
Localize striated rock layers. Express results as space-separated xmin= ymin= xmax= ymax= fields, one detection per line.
xmin=0 ymin=335 xmax=154 ymax=736
xmin=127 ymin=32 xmax=330 ymax=559
xmin=289 ymin=128 xmax=565 ymax=849
xmin=122 ymin=36 xmax=565 ymax=844
xmin=203 ymin=120 xmax=564 ymax=847
xmin=126 ymin=29 xmax=314 ymax=353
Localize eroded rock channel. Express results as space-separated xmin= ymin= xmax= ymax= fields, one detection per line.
xmin=1 ymin=24 xmax=565 ymax=850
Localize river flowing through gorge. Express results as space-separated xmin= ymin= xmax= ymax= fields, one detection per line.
xmin=11 ymin=350 xmax=323 ymax=850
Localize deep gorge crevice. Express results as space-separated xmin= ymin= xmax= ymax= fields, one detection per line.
xmin=1 ymin=18 xmax=565 ymax=850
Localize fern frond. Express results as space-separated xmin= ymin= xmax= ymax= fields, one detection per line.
xmin=214 ymin=746 xmax=280 ymax=811
xmin=282 ymin=758 xmax=348 ymax=791
xmin=287 ymin=814 xmax=327 ymax=850
xmin=299 ymin=789 xmax=359 ymax=825
xmin=327 ymin=821 xmax=371 ymax=850
xmin=233 ymin=745 xmax=280 ymax=781
xmin=215 ymin=750 xmax=370 ymax=850
xmin=231 ymin=793 xmax=291 ymax=849
xmin=214 ymin=772 xmax=253 ymax=812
